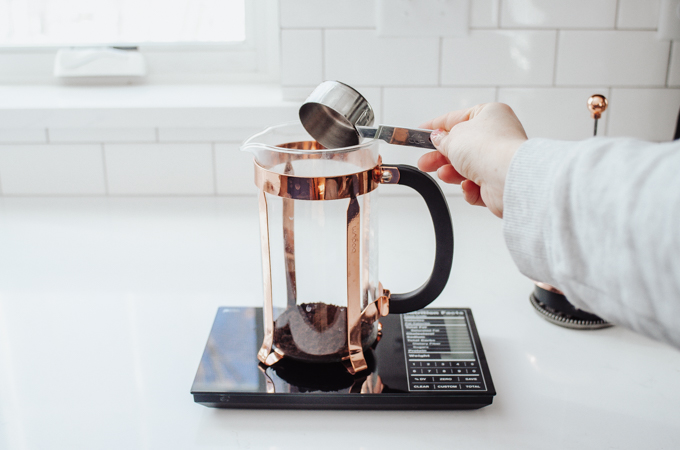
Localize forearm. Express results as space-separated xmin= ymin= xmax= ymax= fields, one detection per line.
xmin=503 ymin=137 xmax=680 ymax=348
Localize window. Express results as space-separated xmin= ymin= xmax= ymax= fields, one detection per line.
xmin=0 ymin=0 xmax=278 ymax=83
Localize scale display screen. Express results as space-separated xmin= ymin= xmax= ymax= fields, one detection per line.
xmin=402 ymin=310 xmax=488 ymax=392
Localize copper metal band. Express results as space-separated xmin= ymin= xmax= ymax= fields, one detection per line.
xmin=254 ymin=162 xmax=382 ymax=201
xmin=345 ymin=197 xmax=367 ymax=374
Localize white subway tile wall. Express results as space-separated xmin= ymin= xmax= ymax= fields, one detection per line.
xmin=470 ymin=0 xmax=499 ymax=28
xmin=279 ymin=0 xmax=375 ymax=29
xmin=497 ymin=87 xmax=611 ymax=140
xmin=104 ymin=144 xmax=214 ymax=195
xmin=0 ymin=0 xmax=677 ymax=196
xmin=616 ymin=0 xmax=661 ymax=29
xmin=281 ymin=29 xmax=324 ymax=86
xmin=555 ymin=31 xmax=669 ymax=86
xmin=667 ymin=43 xmax=680 ymax=87
xmin=214 ymin=143 xmax=260 ymax=195
xmin=157 ymin=127 xmax=261 ymax=143
xmin=48 ymin=127 xmax=156 ymax=143
xmin=441 ymin=30 xmax=557 ymax=86
xmin=607 ymin=88 xmax=680 ymax=141
xmin=383 ymin=87 xmax=496 ymax=126
xmin=0 ymin=144 xmax=106 ymax=195
xmin=325 ymin=30 xmax=439 ymax=86
xmin=501 ymin=0 xmax=618 ymax=29
xmin=0 ymin=128 xmax=46 ymax=143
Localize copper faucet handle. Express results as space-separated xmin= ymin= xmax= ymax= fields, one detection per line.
xmin=588 ymin=94 xmax=608 ymax=120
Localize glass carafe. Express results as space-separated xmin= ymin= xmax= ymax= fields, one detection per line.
xmin=242 ymin=122 xmax=454 ymax=374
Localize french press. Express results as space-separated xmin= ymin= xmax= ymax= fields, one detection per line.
xmin=241 ymin=82 xmax=454 ymax=374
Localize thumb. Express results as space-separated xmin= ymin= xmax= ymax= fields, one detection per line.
xmin=430 ymin=128 xmax=451 ymax=157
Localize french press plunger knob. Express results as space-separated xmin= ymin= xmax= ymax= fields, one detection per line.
xmin=588 ymin=94 xmax=608 ymax=136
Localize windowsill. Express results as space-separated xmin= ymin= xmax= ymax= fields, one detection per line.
xmin=0 ymin=83 xmax=299 ymax=128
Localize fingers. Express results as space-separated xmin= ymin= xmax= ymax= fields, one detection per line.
xmin=419 ymin=108 xmax=474 ymax=131
xmin=417 ymin=151 xmax=450 ymax=172
xmin=418 ymin=150 xmax=465 ymax=184
xmin=461 ymin=180 xmax=486 ymax=207
xmin=437 ymin=164 xmax=466 ymax=184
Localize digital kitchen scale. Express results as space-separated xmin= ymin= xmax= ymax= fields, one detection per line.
xmin=192 ymin=307 xmax=495 ymax=410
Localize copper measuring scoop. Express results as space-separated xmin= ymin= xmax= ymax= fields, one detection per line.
xmin=299 ymin=80 xmax=436 ymax=150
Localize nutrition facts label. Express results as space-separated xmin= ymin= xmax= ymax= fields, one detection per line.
xmin=401 ymin=309 xmax=487 ymax=392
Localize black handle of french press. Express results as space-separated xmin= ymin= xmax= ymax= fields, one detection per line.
xmin=388 ymin=165 xmax=454 ymax=314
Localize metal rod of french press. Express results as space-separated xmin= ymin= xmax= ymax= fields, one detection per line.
xmin=588 ymin=94 xmax=608 ymax=137
xmin=282 ymin=161 xmax=297 ymax=309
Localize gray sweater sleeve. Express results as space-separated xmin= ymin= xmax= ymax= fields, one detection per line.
xmin=503 ymin=137 xmax=680 ymax=348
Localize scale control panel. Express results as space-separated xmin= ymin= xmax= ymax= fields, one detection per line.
xmin=401 ymin=309 xmax=489 ymax=392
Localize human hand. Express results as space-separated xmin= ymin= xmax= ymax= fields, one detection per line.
xmin=417 ymin=103 xmax=528 ymax=218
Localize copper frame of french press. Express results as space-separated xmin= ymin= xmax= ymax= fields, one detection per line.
xmin=253 ymin=156 xmax=395 ymax=375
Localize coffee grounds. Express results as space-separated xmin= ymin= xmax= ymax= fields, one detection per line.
xmin=274 ymin=302 xmax=376 ymax=363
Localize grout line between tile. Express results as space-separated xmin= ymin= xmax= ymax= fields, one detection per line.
xmin=552 ymin=30 xmax=560 ymax=86
xmin=279 ymin=19 xmax=284 ymax=85
xmin=44 ymin=140 xmax=158 ymax=145
xmin=497 ymin=0 xmax=502 ymax=28
xmin=321 ymin=28 xmax=326 ymax=80
xmin=602 ymin=86 xmax=613 ymax=136
xmin=614 ymin=0 xmax=621 ymax=29
xmin=101 ymin=143 xmax=109 ymax=195
xmin=666 ymin=41 xmax=674 ymax=87
xmin=437 ymin=37 xmax=443 ymax=86
xmin=281 ymin=26 xmax=375 ymax=31
xmin=467 ymin=0 xmax=473 ymax=31
xmin=489 ymin=27 xmax=652 ymax=32
xmin=211 ymin=142 xmax=218 ymax=195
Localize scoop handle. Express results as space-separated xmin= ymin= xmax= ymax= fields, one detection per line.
xmin=357 ymin=126 xmax=436 ymax=149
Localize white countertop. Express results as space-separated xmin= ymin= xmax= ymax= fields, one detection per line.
xmin=0 ymin=196 xmax=678 ymax=449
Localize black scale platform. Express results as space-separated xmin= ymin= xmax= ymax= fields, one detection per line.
xmin=192 ymin=307 xmax=495 ymax=410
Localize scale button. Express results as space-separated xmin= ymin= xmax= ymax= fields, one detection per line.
xmin=411 ymin=384 xmax=433 ymax=390
xmin=435 ymin=384 xmax=459 ymax=390
xmin=463 ymin=377 xmax=479 ymax=382
xmin=467 ymin=361 xmax=478 ymax=367
xmin=440 ymin=369 xmax=449 ymax=374
xmin=453 ymin=362 xmax=463 ymax=367
xmin=412 ymin=376 xmax=429 ymax=382
xmin=438 ymin=362 xmax=448 ymax=368
xmin=470 ymin=369 xmax=478 ymax=374
xmin=463 ymin=384 xmax=483 ymax=390
xmin=439 ymin=377 xmax=454 ymax=382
